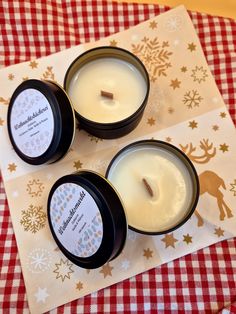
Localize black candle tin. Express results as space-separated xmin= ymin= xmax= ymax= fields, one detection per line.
xmin=7 ymin=79 xmax=75 ymax=165
xmin=47 ymin=170 xmax=127 ymax=269
xmin=64 ymin=46 xmax=150 ymax=139
xmin=106 ymin=140 xmax=200 ymax=235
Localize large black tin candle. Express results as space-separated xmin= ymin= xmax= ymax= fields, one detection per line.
xmin=7 ymin=79 xmax=75 ymax=165
xmin=47 ymin=171 xmax=127 ymax=269
xmin=106 ymin=140 xmax=200 ymax=235
xmin=64 ymin=46 xmax=150 ymax=139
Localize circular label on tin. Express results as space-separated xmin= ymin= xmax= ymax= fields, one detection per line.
xmin=50 ymin=183 xmax=103 ymax=258
xmin=10 ymin=88 xmax=54 ymax=158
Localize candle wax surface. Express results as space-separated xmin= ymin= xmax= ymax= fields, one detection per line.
xmin=108 ymin=145 xmax=194 ymax=233
xmin=68 ymin=58 xmax=147 ymax=123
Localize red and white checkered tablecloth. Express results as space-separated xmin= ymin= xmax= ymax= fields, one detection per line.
xmin=0 ymin=1 xmax=236 ymax=313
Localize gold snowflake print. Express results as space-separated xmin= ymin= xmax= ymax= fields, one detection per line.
xmin=166 ymin=137 xmax=172 ymax=142
xmin=220 ymin=112 xmax=226 ymax=118
xmin=0 ymin=97 xmax=10 ymax=105
xmin=161 ymin=233 xmax=178 ymax=248
xmin=22 ymin=76 xmax=29 ymax=81
xmin=188 ymin=120 xmax=198 ymax=129
xmin=219 ymin=143 xmax=229 ymax=153
xmin=183 ymin=234 xmax=192 ymax=244
xmin=29 ymin=60 xmax=38 ymax=69
xmin=147 ymin=117 xmax=156 ymax=126
xmin=41 ymin=66 xmax=55 ymax=81
xmin=8 ymin=74 xmax=14 ymax=80
xmin=187 ymin=42 xmax=196 ymax=52
xmin=73 ymin=160 xmax=83 ymax=170
xmin=181 ymin=66 xmax=187 ymax=73
xmin=143 ymin=248 xmax=153 ymax=259
xmin=26 ymin=179 xmax=45 ymax=197
xmin=214 ymin=227 xmax=224 ymax=237
xmin=20 ymin=205 xmax=46 ymax=233
xmin=88 ymin=134 xmax=103 ymax=143
xmin=53 ymin=258 xmax=74 ymax=282
xmin=168 ymin=107 xmax=175 ymax=114
xmin=183 ymin=90 xmax=203 ymax=109
xmin=132 ymin=37 xmax=173 ymax=82
xmin=170 ymin=78 xmax=181 ymax=90
xmin=76 ymin=281 xmax=83 ymax=291
xmin=110 ymin=40 xmax=118 ymax=47
xmin=0 ymin=117 xmax=4 ymax=126
xmin=191 ymin=66 xmax=208 ymax=83
xmin=8 ymin=163 xmax=17 ymax=172
xmin=149 ymin=21 xmax=157 ymax=29
xmin=212 ymin=125 xmax=219 ymax=131
xmin=230 ymin=179 xmax=236 ymax=196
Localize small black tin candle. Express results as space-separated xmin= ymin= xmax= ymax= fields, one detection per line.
xmin=7 ymin=79 xmax=75 ymax=165
xmin=47 ymin=170 xmax=127 ymax=269
xmin=64 ymin=46 xmax=150 ymax=139
xmin=106 ymin=140 xmax=200 ymax=235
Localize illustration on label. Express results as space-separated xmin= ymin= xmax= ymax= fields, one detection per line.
xmin=50 ymin=183 xmax=103 ymax=258
xmin=10 ymin=88 xmax=54 ymax=158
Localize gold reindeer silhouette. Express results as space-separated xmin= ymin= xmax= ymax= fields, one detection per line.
xmin=180 ymin=139 xmax=233 ymax=226
xmin=196 ymin=171 xmax=233 ymax=226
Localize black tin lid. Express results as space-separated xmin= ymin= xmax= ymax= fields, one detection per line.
xmin=47 ymin=170 xmax=127 ymax=269
xmin=7 ymin=79 xmax=75 ymax=165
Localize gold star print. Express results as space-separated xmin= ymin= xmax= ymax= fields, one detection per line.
xmin=183 ymin=234 xmax=192 ymax=244
xmin=22 ymin=76 xmax=29 ymax=81
xmin=188 ymin=120 xmax=198 ymax=129
xmin=8 ymin=163 xmax=17 ymax=172
xmin=214 ymin=227 xmax=224 ymax=237
xmin=143 ymin=248 xmax=153 ymax=259
xmin=166 ymin=137 xmax=172 ymax=142
xmin=53 ymin=258 xmax=74 ymax=282
xmin=230 ymin=179 xmax=236 ymax=196
xmin=170 ymin=78 xmax=181 ymax=90
xmin=73 ymin=160 xmax=83 ymax=170
xmin=149 ymin=21 xmax=157 ymax=29
xmin=219 ymin=143 xmax=229 ymax=153
xmin=187 ymin=42 xmax=196 ymax=52
xmin=168 ymin=107 xmax=175 ymax=114
xmin=220 ymin=112 xmax=226 ymax=118
xmin=76 ymin=281 xmax=83 ymax=291
xmin=147 ymin=117 xmax=156 ymax=126
xmin=161 ymin=233 xmax=178 ymax=248
xmin=99 ymin=263 xmax=113 ymax=278
xmin=0 ymin=117 xmax=4 ymax=126
xmin=8 ymin=74 xmax=14 ymax=80
xmin=181 ymin=66 xmax=187 ymax=73
xmin=0 ymin=97 xmax=10 ymax=105
xmin=26 ymin=179 xmax=44 ymax=197
xmin=110 ymin=40 xmax=118 ymax=47
xmin=29 ymin=60 xmax=38 ymax=69
xmin=212 ymin=125 xmax=219 ymax=131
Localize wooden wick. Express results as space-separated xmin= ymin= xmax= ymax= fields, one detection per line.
xmin=101 ymin=90 xmax=113 ymax=99
xmin=142 ymin=178 xmax=154 ymax=197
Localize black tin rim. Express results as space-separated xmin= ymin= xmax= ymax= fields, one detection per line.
xmin=7 ymin=79 xmax=75 ymax=165
xmin=64 ymin=46 xmax=150 ymax=128
xmin=47 ymin=170 xmax=127 ymax=269
xmin=105 ymin=139 xmax=200 ymax=235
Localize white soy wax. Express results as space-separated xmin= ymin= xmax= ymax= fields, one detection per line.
xmin=107 ymin=144 xmax=194 ymax=233
xmin=68 ymin=58 xmax=147 ymax=123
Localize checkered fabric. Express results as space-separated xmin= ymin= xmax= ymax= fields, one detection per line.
xmin=0 ymin=1 xmax=236 ymax=313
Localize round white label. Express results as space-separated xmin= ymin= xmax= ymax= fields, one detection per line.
xmin=10 ymin=88 xmax=54 ymax=158
xmin=50 ymin=183 xmax=103 ymax=258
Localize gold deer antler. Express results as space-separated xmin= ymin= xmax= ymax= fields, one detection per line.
xmin=179 ymin=139 xmax=216 ymax=164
